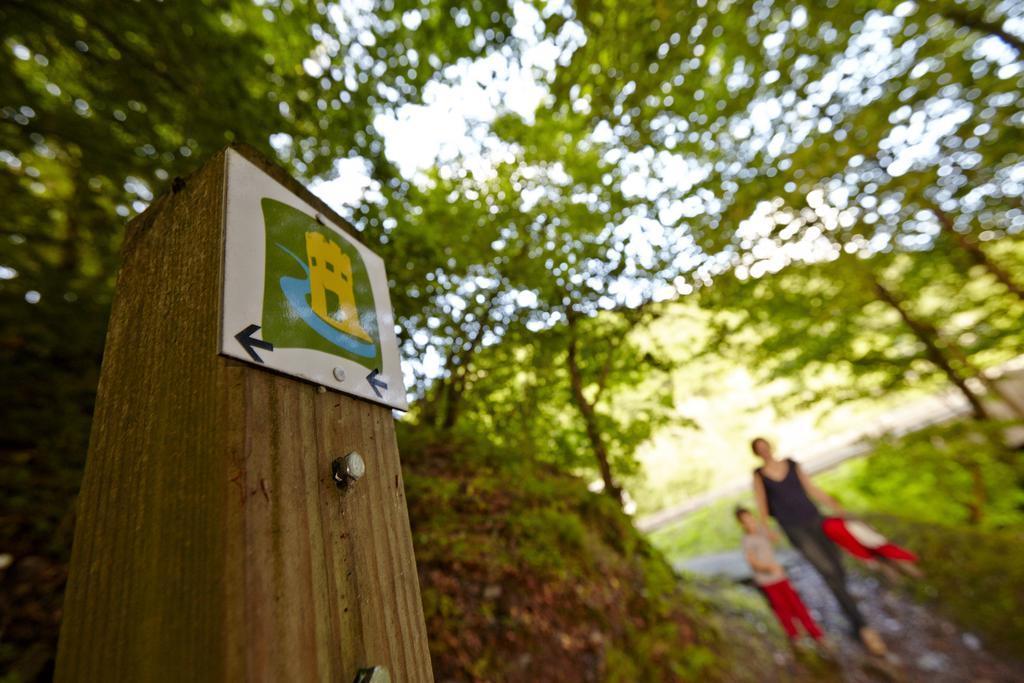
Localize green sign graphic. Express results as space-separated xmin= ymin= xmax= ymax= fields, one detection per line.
xmin=259 ymin=198 xmax=382 ymax=369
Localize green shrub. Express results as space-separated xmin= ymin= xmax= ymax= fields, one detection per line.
xmin=843 ymin=420 xmax=1024 ymax=528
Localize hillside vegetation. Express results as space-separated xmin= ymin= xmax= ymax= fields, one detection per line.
xmin=400 ymin=428 xmax=719 ymax=682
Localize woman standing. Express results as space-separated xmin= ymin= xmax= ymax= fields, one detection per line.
xmin=750 ymin=437 xmax=887 ymax=656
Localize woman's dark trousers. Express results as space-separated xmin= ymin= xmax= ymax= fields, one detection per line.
xmin=782 ymin=521 xmax=866 ymax=634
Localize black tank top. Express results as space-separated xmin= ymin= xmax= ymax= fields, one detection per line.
xmin=757 ymin=459 xmax=821 ymax=528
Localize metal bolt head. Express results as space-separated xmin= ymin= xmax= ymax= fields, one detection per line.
xmin=332 ymin=451 xmax=365 ymax=489
xmin=353 ymin=667 xmax=390 ymax=683
xmin=344 ymin=451 xmax=365 ymax=480
xmin=333 ymin=367 xmax=346 ymax=382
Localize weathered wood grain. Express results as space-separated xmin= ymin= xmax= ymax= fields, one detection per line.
xmin=55 ymin=146 xmax=433 ymax=683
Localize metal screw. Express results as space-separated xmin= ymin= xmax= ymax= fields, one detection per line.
xmin=333 ymin=367 xmax=346 ymax=382
xmin=332 ymin=451 xmax=365 ymax=490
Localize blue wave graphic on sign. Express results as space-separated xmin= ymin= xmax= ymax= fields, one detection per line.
xmin=275 ymin=243 xmax=377 ymax=359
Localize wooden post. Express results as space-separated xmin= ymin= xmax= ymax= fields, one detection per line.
xmin=54 ymin=145 xmax=433 ymax=682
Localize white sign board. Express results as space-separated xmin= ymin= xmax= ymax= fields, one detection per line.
xmin=220 ymin=149 xmax=407 ymax=410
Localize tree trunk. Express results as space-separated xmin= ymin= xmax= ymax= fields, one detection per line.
xmin=933 ymin=205 xmax=1024 ymax=301
xmin=945 ymin=345 xmax=1024 ymax=421
xmin=566 ymin=316 xmax=624 ymax=505
xmin=439 ymin=314 xmax=491 ymax=431
xmin=440 ymin=368 xmax=466 ymax=431
xmin=417 ymin=374 xmax=446 ymax=428
xmin=965 ymin=460 xmax=987 ymax=526
xmin=872 ymin=280 xmax=992 ymax=420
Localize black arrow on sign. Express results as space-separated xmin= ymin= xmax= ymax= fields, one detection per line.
xmin=235 ymin=324 xmax=274 ymax=363
xmin=366 ymin=368 xmax=388 ymax=398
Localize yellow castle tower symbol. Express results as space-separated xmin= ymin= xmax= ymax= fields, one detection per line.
xmin=305 ymin=231 xmax=372 ymax=343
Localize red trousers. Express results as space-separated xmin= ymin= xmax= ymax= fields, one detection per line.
xmin=760 ymin=578 xmax=823 ymax=640
xmin=822 ymin=517 xmax=918 ymax=562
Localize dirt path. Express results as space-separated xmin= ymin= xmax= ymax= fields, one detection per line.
xmin=773 ymin=557 xmax=1024 ymax=682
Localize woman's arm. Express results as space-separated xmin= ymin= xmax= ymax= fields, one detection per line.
xmin=796 ymin=463 xmax=847 ymax=515
xmin=753 ymin=472 xmax=769 ymax=523
xmin=752 ymin=473 xmax=780 ymax=541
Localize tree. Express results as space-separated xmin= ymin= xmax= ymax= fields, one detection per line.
xmin=391 ymin=114 xmax=686 ymax=501
xmin=698 ymin=245 xmax=1024 ymax=421
xmin=0 ymin=0 xmax=533 ymax=448
xmin=447 ymin=306 xmax=678 ymax=504
xmin=536 ymin=0 xmax=1024 ymax=425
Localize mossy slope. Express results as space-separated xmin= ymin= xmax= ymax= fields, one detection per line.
xmin=401 ymin=430 xmax=723 ymax=682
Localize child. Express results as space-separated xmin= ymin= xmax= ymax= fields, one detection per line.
xmin=822 ymin=517 xmax=922 ymax=578
xmin=736 ymin=506 xmax=824 ymax=644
